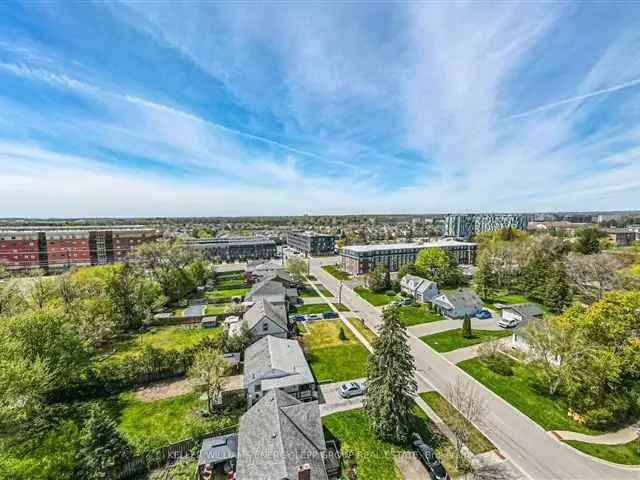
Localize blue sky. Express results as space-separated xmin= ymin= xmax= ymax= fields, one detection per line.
xmin=1 ymin=2 xmax=639 ymax=217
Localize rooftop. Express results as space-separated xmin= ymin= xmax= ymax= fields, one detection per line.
xmin=342 ymin=239 xmax=477 ymax=253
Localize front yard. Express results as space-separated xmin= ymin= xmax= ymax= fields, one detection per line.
xmin=299 ymin=320 xmax=370 ymax=382
xmin=565 ymin=438 xmax=640 ymax=465
xmin=321 ymin=264 xmax=352 ymax=280
xmin=346 ymin=317 xmax=378 ymax=345
xmin=292 ymin=303 xmax=349 ymax=315
xmin=299 ymin=285 xmax=334 ymax=297
xmin=420 ymin=329 xmax=510 ymax=353
xmin=354 ymin=286 xmax=398 ymax=306
xmin=399 ymin=304 xmax=443 ymax=326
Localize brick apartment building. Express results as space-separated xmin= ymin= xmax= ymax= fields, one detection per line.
xmin=0 ymin=226 xmax=161 ymax=271
xmin=287 ymin=231 xmax=336 ymax=256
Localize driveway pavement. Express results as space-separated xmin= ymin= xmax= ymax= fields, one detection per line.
xmin=311 ymin=259 xmax=640 ymax=480
xmin=318 ymin=379 xmax=365 ymax=416
xmin=408 ymin=317 xmax=504 ymax=337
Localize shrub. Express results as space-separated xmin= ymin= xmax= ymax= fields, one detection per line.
xmin=486 ymin=358 xmax=514 ymax=376
xmin=385 ymin=290 xmax=396 ymax=297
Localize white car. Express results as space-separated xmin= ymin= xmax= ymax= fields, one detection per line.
xmin=497 ymin=317 xmax=520 ymax=328
xmin=338 ymin=381 xmax=367 ymax=398
xmin=305 ymin=313 xmax=323 ymax=321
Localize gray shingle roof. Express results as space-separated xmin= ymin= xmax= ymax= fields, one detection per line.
xmin=434 ymin=288 xmax=482 ymax=310
xmin=246 ymin=279 xmax=286 ymax=300
xmin=244 ymin=298 xmax=288 ymax=332
xmin=236 ymin=389 xmax=328 ymax=480
xmin=243 ymin=335 xmax=314 ymax=390
xmin=504 ymin=303 xmax=544 ymax=319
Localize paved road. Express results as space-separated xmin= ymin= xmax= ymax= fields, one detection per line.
xmin=407 ymin=316 xmax=504 ymax=337
xmin=310 ymin=259 xmax=640 ymax=480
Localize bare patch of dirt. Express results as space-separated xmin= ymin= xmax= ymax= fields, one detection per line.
xmin=134 ymin=377 xmax=193 ymax=401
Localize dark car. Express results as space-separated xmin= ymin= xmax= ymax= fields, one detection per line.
xmin=475 ymin=309 xmax=492 ymax=319
xmin=288 ymin=314 xmax=306 ymax=322
xmin=412 ymin=433 xmax=449 ymax=480
xmin=323 ymin=311 xmax=339 ymax=319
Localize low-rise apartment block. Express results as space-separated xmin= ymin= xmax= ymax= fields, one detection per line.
xmin=604 ymin=228 xmax=638 ymax=246
xmin=340 ymin=239 xmax=477 ymax=275
xmin=287 ymin=231 xmax=336 ymax=256
xmin=188 ymin=236 xmax=277 ymax=262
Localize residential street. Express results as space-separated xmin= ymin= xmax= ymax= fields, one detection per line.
xmin=311 ymin=258 xmax=640 ymax=480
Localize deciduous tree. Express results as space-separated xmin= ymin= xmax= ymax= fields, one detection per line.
xmin=188 ymin=345 xmax=227 ymax=414
xmin=285 ymin=256 xmax=308 ymax=283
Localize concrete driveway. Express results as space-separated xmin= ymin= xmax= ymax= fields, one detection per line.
xmin=318 ymin=379 xmax=365 ymax=417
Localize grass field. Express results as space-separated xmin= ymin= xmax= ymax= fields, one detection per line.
xmin=420 ymin=329 xmax=509 ymax=353
xmin=204 ymin=303 xmax=232 ymax=315
xmin=292 ymin=303 xmax=349 ymax=315
xmin=346 ymin=317 xmax=378 ymax=345
xmin=419 ymin=391 xmax=494 ymax=454
xmin=321 ymin=264 xmax=352 ymax=280
xmin=300 ymin=285 xmax=334 ymax=297
xmin=399 ymin=304 xmax=443 ymax=326
xmin=205 ymin=287 xmax=250 ymax=298
xmin=105 ymin=325 xmax=223 ymax=362
xmin=300 ymin=320 xmax=370 ymax=382
xmin=354 ymin=286 xmax=398 ymax=306
xmin=322 ymin=406 xmax=461 ymax=480
xmin=114 ymin=391 xmax=241 ymax=453
xmin=565 ymin=438 xmax=640 ymax=465
xmin=458 ymin=357 xmax=602 ymax=435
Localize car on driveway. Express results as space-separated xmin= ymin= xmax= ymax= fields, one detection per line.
xmin=475 ymin=309 xmax=492 ymax=319
xmin=497 ymin=317 xmax=520 ymax=328
xmin=306 ymin=313 xmax=323 ymax=321
xmin=399 ymin=297 xmax=413 ymax=305
xmin=323 ymin=311 xmax=339 ymax=319
xmin=289 ymin=314 xmax=305 ymax=322
xmin=338 ymin=381 xmax=366 ymax=398
xmin=412 ymin=433 xmax=449 ymax=480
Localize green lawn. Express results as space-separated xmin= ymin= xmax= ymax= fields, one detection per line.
xmin=322 ymin=406 xmax=462 ymax=480
xmin=114 ymin=391 xmax=241 ymax=453
xmin=347 ymin=317 xmax=378 ymax=345
xmin=205 ymin=287 xmax=250 ymax=298
xmin=565 ymin=438 xmax=640 ymax=465
xmin=204 ymin=303 xmax=232 ymax=315
xmin=482 ymin=291 xmax=550 ymax=313
xmin=419 ymin=392 xmax=494 ymax=454
xmin=105 ymin=325 xmax=223 ymax=362
xmin=354 ymin=286 xmax=398 ymax=306
xmin=214 ymin=278 xmax=246 ymax=290
xmin=301 ymin=320 xmax=370 ymax=382
xmin=399 ymin=304 xmax=444 ymax=327
xmin=300 ymin=286 xmax=334 ymax=297
xmin=321 ymin=264 xmax=352 ymax=280
xmin=458 ymin=357 xmax=602 ymax=435
xmin=420 ymin=329 xmax=510 ymax=353
xmin=292 ymin=303 xmax=348 ymax=315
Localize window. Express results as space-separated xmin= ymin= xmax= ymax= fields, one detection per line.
xmin=262 ymin=322 xmax=269 ymax=331
xmin=255 ymin=384 xmax=261 ymax=392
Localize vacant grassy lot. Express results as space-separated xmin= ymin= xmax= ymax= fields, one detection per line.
xmin=299 ymin=286 xmax=334 ymax=297
xmin=114 ymin=391 xmax=241 ymax=453
xmin=420 ymin=329 xmax=509 ymax=353
xmin=204 ymin=303 xmax=232 ymax=315
xmin=354 ymin=286 xmax=398 ymax=306
xmin=458 ymin=357 xmax=602 ymax=435
xmin=292 ymin=303 xmax=349 ymax=315
xmin=205 ymin=287 xmax=250 ymax=298
xmin=106 ymin=325 xmax=223 ymax=362
xmin=301 ymin=320 xmax=370 ymax=382
xmin=346 ymin=317 xmax=378 ymax=345
xmin=399 ymin=304 xmax=443 ymax=326
xmin=420 ymin=391 xmax=494 ymax=454
xmin=565 ymin=438 xmax=640 ymax=465
xmin=321 ymin=264 xmax=352 ymax=280
xmin=322 ymin=406 xmax=461 ymax=480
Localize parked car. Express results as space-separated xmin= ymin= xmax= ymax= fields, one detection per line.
xmin=323 ymin=311 xmax=339 ymax=319
xmin=289 ymin=314 xmax=306 ymax=322
xmin=338 ymin=381 xmax=367 ymax=398
xmin=306 ymin=313 xmax=323 ymax=321
xmin=497 ymin=317 xmax=520 ymax=328
xmin=475 ymin=309 xmax=492 ymax=319
xmin=400 ymin=297 xmax=413 ymax=306
xmin=412 ymin=433 xmax=449 ymax=480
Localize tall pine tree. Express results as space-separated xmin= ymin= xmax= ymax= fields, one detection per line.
xmin=544 ymin=262 xmax=572 ymax=313
xmin=462 ymin=314 xmax=472 ymax=339
xmin=365 ymin=304 xmax=417 ymax=442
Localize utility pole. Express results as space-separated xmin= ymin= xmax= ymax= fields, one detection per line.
xmin=339 ymin=281 xmax=343 ymax=305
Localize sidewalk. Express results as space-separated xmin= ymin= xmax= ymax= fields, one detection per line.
xmin=553 ymin=422 xmax=640 ymax=445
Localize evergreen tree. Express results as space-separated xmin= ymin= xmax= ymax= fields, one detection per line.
xmin=462 ymin=314 xmax=472 ymax=339
xmin=365 ymin=304 xmax=417 ymax=442
xmin=474 ymin=250 xmax=497 ymax=300
xmin=544 ymin=262 xmax=572 ymax=313
xmin=74 ymin=403 xmax=131 ymax=480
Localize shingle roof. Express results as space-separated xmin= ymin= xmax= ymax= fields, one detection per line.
xmin=244 ymin=298 xmax=288 ymax=332
xmin=198 ymin=433 xmax=238 ymax=466
xmin=262 ymin=270 xmax=295 ymax=284
xmin=236 ymin=389 xmax=328 ymax=480
xmin=246 ymin=279 xmax=286 ymax=300
xmin=434 ymin=288 xmax=482 ymax=310
xmin=243 ymin=335 xmax=314 ymax=389
xmin=504 ymin=303 xmax=544 ymax=319
xmin=401 ymin=274 xmax=425 ymax=290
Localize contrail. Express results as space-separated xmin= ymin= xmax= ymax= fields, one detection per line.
xmin=508 ymin=76 xmax=640 ymax=119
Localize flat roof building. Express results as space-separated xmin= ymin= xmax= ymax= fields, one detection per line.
xmin=287 ymin=231 xmax=336 ymax=256
xmin=188 ymin=236 xmax=277 ymax=262
xmin=340 ymin=239 xmax=477 ymax=275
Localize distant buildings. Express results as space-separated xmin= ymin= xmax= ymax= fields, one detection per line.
xmin=604 ymin=228 xmax=638 ymax=246
xmin=287 ymin=231 xmax=336 ymax=256
xmin=340 ymin=239 xmax=477 ymax=275
xmin=444 ymin=214 xmax=528 ymax=239
xmin=188 ymin=236 xmax=277 ymax=262
xmin=0 ymin=225 xmax=160 ymax=271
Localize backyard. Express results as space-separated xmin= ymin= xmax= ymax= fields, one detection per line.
xmin=204 ymin=303 xmax=232 ymax=315
xmin=399 ymin=304 xmax=443 ymax=326
xmin=420 ymin=329 xmax=509 ymax=353
xmin=292 ymin=303 xmax=349 ymax=315
xmin=205 ymin=287 xmax=250 ymax=298
xmin=299 ymin=320 xmax=370 ymax=382
xmin=354 ymin=286 xmax=398 ymax=306
xmin=321 ymin=264 xmax=352 ymax=280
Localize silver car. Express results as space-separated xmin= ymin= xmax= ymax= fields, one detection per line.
xmin=338 ymin=381 xmax=367 ymax=398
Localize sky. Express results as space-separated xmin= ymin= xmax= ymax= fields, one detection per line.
xmin=1 ymin=1 xmax=640 ymax=217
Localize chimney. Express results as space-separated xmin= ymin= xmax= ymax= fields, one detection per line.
xmin=297 ymin=464 xmax=311 ymax=480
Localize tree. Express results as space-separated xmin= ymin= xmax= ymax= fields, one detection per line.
xmin=415 ymin=247 xmax=450 ymax=280
xmin=366 ymin=264 xmax=389 ymax=292
xmin=74 ymin=403 xmax=132 ymax=480
xmin=462 ymin=314 xmax=472 ymax=339
xmin=543 ymin=262 xmax=572 ymax=313
xmin=338 ymin=326 xmax=347 ymax=340
xmin=397 ymin=263 xmax=419 ymax=282
xmin=285 ymin=256 xmax=308 ymax=283
xmin=188 ymin=345 xmax=227 ymax=413
xmin=446 ymin=378 xmax=487 ymax=470
xmin=574 ymin=227 xmax=604 ymax=255
xmin=474 ymin=249 xmax=498 ymax=300
xmin=365 ymin=304 xmax=417 ymax=442
xmin=224 ymin=302 xmax=246 ymax=315
xmin=0 ymin=279 xmax=24 ymax=316
xmin=566 ymin=252 xmax=627 ymax=303
xmin=28 ymin=277 xmax=58 ymax=310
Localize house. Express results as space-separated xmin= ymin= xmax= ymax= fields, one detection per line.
xmin=224 ymin=315 xmax=244 ymax=336
xmin=198 ymin=389 xmax=339 ymax=480
xmin=245 ymin=279 xmax=299 ymax=306
xmin=511 ymin=316 xmax=560 ymax=365
xmin=400 ymin=274 xmax=438 ymax=303
xmin=431 ymin=288 xmax=483 ymax=319
xmin=500 ymin=303 xmax=544 ymax=325
xmin=243 ymin=335 xmax=317 ymax=406
xmin=244 ymin=297 xmax=289 ymax=341
xmin=261 ymin=270 xmax=299 ymax=288
xmin=246 ymin=259 xmax=285 ymax=281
